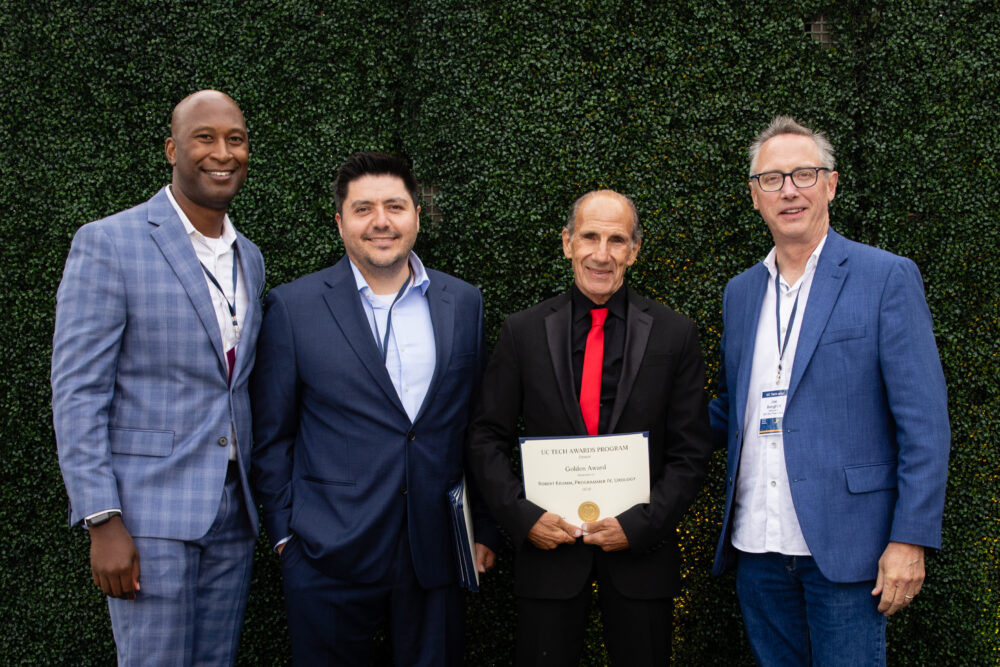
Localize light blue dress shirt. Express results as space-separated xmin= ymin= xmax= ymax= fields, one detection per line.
xmin=349 ymin=252 xmax=436 ymax=422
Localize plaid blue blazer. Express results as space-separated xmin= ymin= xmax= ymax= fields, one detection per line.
xmin=52 ymin=187 xmax=264 ymax=540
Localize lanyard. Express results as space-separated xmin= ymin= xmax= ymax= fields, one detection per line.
xmin=200 ymin=244 xmax=240 ymax=341
xmin=773 ymin=260 xmax=800 ymax=384
xmin=372 ymin=272 xmax=411 ymax=363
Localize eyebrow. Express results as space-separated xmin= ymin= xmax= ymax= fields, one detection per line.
xmin=350 ymin=197 xmax=410 ymax=207
xmin=189 ymin=125 xmax=247 ymax=135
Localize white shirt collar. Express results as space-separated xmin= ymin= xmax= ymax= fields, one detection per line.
xmin=762 ymin=232 xmax=829 ymax=288
xmin=165 ymin=185 xmax=237 ymax=246
xmin=349 ymin=251 xmax=431 ymax=296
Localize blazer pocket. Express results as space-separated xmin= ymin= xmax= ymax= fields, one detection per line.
xmin=819 ymin=325 xmax=867 ymax=345
xmin=449 ymin=351 xmax=476 ymax=367
xmin=302 ymin=474 xmax=355 ymax=487
xmin=109 ymin=427 xmax=174 ymax=457
xmin=844 ymin=462 xmax=897 ymax=493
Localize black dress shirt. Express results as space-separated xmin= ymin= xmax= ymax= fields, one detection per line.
xmin=571 ymin=283 xmax=627 ymax=434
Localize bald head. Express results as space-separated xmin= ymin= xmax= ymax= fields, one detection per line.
xmin=566 ymin=190 xmax=641 ymax=246
xmin=170 ymin=90 xmax=244 ymax=138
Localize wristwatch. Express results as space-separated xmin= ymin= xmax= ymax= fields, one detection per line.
xmin=85 ymin=510 xmax=122 ymax=528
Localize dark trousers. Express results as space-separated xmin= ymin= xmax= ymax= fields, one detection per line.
xmin=515 ymin=550 xmax=673 ymax=666
xmin=281 ymin=527 xmax=465 ymax=666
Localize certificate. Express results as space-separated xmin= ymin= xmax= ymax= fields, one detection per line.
xmin=519 ymin=432 xmax=650 ymax=523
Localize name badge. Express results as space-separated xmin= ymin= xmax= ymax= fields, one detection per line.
xmin=759 ymin=387 xmax=787 ymax=435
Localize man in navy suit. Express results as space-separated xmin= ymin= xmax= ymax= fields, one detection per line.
xmin=52 ymin=90 xmax=265 ymax=665
xmin=710 ymin=116 xmax=950 ymax=664
xmin=251 ymin=152 xmax=498 ymax=665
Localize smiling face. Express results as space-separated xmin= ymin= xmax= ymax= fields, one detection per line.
xmin=562 ymin=192 xmax=640 ymax=304
xmin=165 ymin=91 xmax=248 ymax=216
xmin=750 ymin=133 xmax=838 ymax=250
xmin=336 ymin=173 xmax=420 ymax=291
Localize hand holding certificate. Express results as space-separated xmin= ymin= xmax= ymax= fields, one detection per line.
xmin=519 ymin=432 xmax=650 ymax=525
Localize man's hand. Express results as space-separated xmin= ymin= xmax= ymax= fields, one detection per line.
xmin=581 ymin=517 xmax=629 ymax=552
xmin=872 ymin=541 xmax=925 ymax=616
xmin=527 ymin=511 xmax=581 ymax=550
xmin=276 ymin=542 xmax=285 ymax=556
xmin=89 ymin=515 xmax=140 ymax=600
xmin=474 ymin=543 xmax=496 ymax=573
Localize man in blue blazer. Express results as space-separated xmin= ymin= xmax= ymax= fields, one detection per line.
xmin=710 ymin=116 xmax=950 ymax=665
xmin=251 ymin=152 xmax=498 ymax=666
xmin=52 ymin=90 xmax=265 ymax=665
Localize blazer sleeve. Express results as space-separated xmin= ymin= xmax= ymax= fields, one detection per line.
xmin=51 ymin=222 xmax=126 ymax=524
xmin=878 ymin=259 xmax=950 ymax=548
xmin=465 ymin=291 xmax=502 ymax=551
xmin=250 ymin=287 xmax=300 ymax=547
xmin=708 ymin=283 xmax=731 ymax=449
xmin=466 ymin=317 xmax=546 ymax=546
xmin=617 ymin=318 xmax=714 ymax=553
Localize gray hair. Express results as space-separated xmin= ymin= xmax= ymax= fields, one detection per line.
xmin=748 ymin=115 xmax=836 ymax=176
xmin=565 ymin=190 xmax=642 ymax=246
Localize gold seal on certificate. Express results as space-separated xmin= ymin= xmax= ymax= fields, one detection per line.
xmin=519 ymin=432 xmax=650 ymax=524
xmin=578 ymin=502 xmax=600 ymax=522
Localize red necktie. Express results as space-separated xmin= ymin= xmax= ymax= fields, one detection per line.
xmin=580 ymin=308 xmax=608 ymax=435
xmin=226 ymin=347 xmax=236 ymax=386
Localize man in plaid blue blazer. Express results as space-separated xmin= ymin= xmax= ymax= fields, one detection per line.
xmin=51 ymin=90 xmax=265 ymax=665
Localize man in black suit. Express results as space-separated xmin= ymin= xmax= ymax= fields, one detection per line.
xmin=466 ymin=189 xmax=713 ymax=665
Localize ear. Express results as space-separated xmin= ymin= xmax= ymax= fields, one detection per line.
xmin=164 ymin=137 xmax=176 ymax=166
xmin=561 ymin=228 xmax=573 ymax=259
xmin=415 ymin=204 xmax=421 ymax=234
xmin=335 ymin=212 xmax=343 ymax=236
xmin=749 ymin=181 xmax=760 ymax=210
xmin=626 ymin=239 xmax=641 ymax=266
xmin=826 ymin=170 xmax=839 ymax=202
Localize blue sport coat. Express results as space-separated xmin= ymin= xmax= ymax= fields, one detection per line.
xmin=251 ymin=256 xmax=497 ymax=588
xmin=709 ymin=229 xmax=950 ymax=583
xmin=52 ymin=187 xmax=265 ymax=540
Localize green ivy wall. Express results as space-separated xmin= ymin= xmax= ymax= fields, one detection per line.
xmin=1 ymin=1 xmax=996 ymax=664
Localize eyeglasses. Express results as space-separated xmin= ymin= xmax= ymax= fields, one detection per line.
xmin=750 ymin=167 xmax=830 ymax=192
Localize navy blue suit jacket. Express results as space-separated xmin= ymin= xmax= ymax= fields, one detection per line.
xmin=251 ymin=256 xmax=497 ymax=588
xmin=709 ymin=229 xmax=950 ymax=583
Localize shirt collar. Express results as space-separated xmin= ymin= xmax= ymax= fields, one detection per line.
xmin=572 ymin=282 xmax=628 ymax=323
xmin=762 ymin=232 xmax=829 ymax=288
xmin=349 ymin=251 xmax=431 ymax=297
xmin=165 ymin=185 xmax=236 ymax=246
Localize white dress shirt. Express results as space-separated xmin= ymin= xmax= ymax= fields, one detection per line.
xmin=731 ymin=233 xmax=828 ymax=555
xmin=350 ymin=251 xmax=436 ymax=422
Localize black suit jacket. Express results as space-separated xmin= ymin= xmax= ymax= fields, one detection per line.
xmin=467 ymin=287 xmax=712 ymax=600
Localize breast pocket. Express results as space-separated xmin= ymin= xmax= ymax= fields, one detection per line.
xmin=819 ymin=325 xmax=866 ymax=346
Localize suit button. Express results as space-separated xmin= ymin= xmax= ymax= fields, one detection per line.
xmin=217 ymin=437 xmax=228 ymax=447
xmin=407 ymin=432 xmax=416 ymax=441
xmin=401 ymin=486 xmax=407 ymax=495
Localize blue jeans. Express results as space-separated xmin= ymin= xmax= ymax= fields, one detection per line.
xmin=736 ymin=551 xmax=886 ymax=666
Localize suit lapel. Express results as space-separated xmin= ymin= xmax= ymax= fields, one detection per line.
xmin=544 ymin=295 xmax=587 ymax=434
xmin=231 ymin=232 xmax=261 ymax=382
xmin=414 ymin=281 xmax=453 ymax=423
xmin=608 ymin=289 xmax=653 ymax=431
xmin=735 ymin=264 xmax=770 ymax=433
xmin=787 ymin=231 xmax=849 ymax=402
xmin=147 ymin=189 xmax=228 ymax=379
xmin=321 ymin=259 xmax=408 ymax=416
